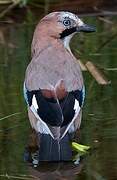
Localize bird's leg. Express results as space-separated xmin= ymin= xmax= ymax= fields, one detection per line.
xmin=74 ymin=154 xmax=80 ymax=165
xmin=27 ymin=129 xmax=39 ymax=151
xmin=24 ymin=129 xmax=39 ymax=167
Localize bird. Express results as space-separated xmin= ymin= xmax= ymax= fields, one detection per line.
xmin=23 ymin=11 xmax=95 ymax=164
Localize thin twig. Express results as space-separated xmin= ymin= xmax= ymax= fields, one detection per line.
xmin=44 ymin=0 xmax=49 ymax=14
xmin=0 ymin=1 xmax=20 ymax=19
xmin=79 ymin=11 xmax=117 ymax=17
xmin=85 ymin=61 xmax=110 ymax=85
xmin=87 ymin=169 xmax=106 ymax=180
xmin=0 ymin=123 xmax=22 ymax=132
xmin=75 ymin=49 xmax=87 ymax=71
xmin=0 ymin=173 xmax=38 ymax=180
xmin=96 ymin=32 xmax=117 ymax=53
xmin=0 ymin=112 xmax=22 ymax=121
xmin=77 ymin=59 xmax=87 ymax=71
xmin=28 ymin=2 xmax=45 ymax=9
xmin=0 ymin=0 xmax=12 ymax=4
xmin=104 ymin=67 xmax=117 ymax=71
xmin=98 ymin=17 xmax=113 ymax=24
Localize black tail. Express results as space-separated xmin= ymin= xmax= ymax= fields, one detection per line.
xmin=38 ymin=133 xmax=72 ymax=161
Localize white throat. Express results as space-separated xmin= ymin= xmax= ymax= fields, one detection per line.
xmin=63 ymin=34 xmax=74 ymax=54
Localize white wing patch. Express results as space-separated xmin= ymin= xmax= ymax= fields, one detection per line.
xmin=32 ymin=95 xmax=38 ymax=110
xmin=23 ymin=83 xmax=54 ymax=138
xmin=30 ymin=105 xmax=54 ymax=139
xmin=74 ymin=99 xmax=79 ymax=112
xmin=61 ymin=99 xmax=81 ymax=139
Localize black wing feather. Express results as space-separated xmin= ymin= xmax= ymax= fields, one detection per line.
xmin=25 ymin=88 xmax=84 ymax=127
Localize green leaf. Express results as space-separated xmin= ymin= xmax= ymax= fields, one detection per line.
xmin=72 ymin=142 xmax=90 ymax=153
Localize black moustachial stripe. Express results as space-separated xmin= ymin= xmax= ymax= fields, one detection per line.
xmin=60 ymin=27 xmax=77 ymax=39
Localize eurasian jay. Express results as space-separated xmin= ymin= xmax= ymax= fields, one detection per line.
xmin=23 ymin=11 xmax=95 ymax=164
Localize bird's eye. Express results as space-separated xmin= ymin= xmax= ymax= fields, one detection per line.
xmin=63 ymin=19 xmax=71 ymax=26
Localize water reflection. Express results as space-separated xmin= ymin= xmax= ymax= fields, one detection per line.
xmin=0 ymin=8 xmax=117 ymax=180
xmin=28 ymin=162 xmax=83 ymax=179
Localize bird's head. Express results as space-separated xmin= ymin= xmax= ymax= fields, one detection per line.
xmin=32 ymin=11 xmax=95 ymax=54
xmin=39 ymin=11 xmax=95 ymax=36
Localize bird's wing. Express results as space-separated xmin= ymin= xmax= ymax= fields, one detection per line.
xmin=59 ymin=86 xmax=85 ymax=139
xmin=23 ymin=83 xmax=63 ymax=139
xmin=24 ymin=82 xmax=85 ymax=140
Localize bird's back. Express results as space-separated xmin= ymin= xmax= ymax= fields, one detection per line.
xmin=25 ymin=41 xmax=83 ymax=94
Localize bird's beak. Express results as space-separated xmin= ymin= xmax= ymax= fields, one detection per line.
xmin=76 ymin=23 xmax=96 ymax=33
